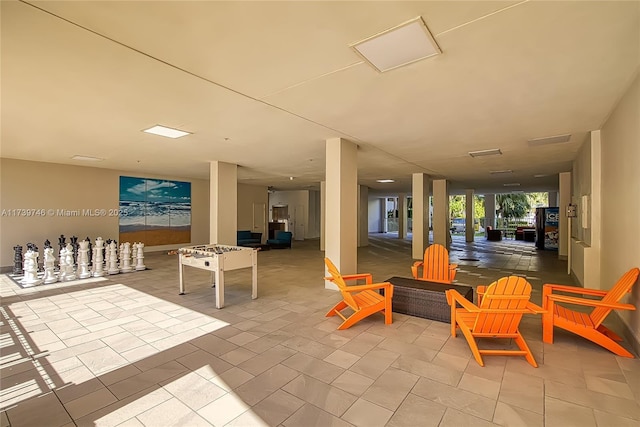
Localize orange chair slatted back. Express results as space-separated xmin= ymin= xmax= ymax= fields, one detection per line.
xmin=590 ymin=267 xmax=639 ymax=328
xmin=475 ymin=276 xmax=532 ymax=334
xmin=423 ymin=244 xmax=451 ymax=282
xmin=324 ymin=258 xmax=359 ymax=311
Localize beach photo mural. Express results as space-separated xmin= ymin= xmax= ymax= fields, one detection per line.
xmin=119 ymin=176 xmax=191 ymax=246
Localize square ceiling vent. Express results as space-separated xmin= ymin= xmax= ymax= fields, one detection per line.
xmin=350 ymin=17 xmax=441 ymax=73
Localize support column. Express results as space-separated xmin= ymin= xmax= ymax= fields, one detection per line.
xmin=559 ymin=172 xmax=571 ymax=259
xmin=433 ymin=179 xmax=450 ymax=249
xmin=358 ymin=185 xmax=369 ymax=247
xmin=210 ymin=161 xmax=237 ymax=245
xmin=548 ymin=192 xmax=558 ymax=207
xmin=380 ymin=198 xmax=387 ymax=233
xmin=325 ymin=138 xmax=358 ymax=290
xmin=484 ymin=194 xmax=496 ymax=231
xmin=320 ymin=181 xmax=325 ymax=251
xmin=465 ymin=189 xmax=475 ymax=242
xmin=398 ymin=193 xmax=407 ymax=239
xmin=412 ymin=173 xmax=430 ymax=259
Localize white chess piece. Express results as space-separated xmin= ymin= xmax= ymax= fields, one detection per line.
xmin=107 ymin=241 xmax=119 ymax=275
xmin=63 ymin=243 xmax=76 ymax=281
xmin=78 ymin=240 xmax=92 ymax=279
xmin=43 ymin=247 xmax=57 ymax=284
xmin=135 ymin=242 xmax=146 ymax=271
xmin=92 ymin=237 xmax=105 ymax=277
xmin=131 ymin=243 xmax=138 ymax=269
xmin=21 ymin=248 xmax=43 ymax=286
xmin=58 ymin=245 xmax=68 ymax=281
xmin=120 ymin=242 xmax=133 ymax=273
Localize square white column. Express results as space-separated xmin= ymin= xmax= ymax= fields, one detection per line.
xmin=465 ymin=189 xmax=475 ymax=243
xmin=358 ymin=185 xmax=369 ymax=247
xmin=432 ymin=179 xmax=450 ymax=248
xmin=412 ymin=173 xmax=431 ymax=259
xmin=325 ymin=138 xmax=358 ymax=289
xmin=398 ymin=193 xmax=407 ymax=239
xmin=210 ymin=161 xmax=237 ymax=245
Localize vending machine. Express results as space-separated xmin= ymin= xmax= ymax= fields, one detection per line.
xmin=535 ymin=207 xmax=559 ymax=250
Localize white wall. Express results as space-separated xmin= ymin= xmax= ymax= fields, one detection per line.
xmin=0 ymin=158 xmax=209 ymax=268
xmin=600 ymin=74 xmax=640 ymax=348
xmin=368 ymin=197 xmax=383 ymax=232
xmin=268 ymin=190 xmax=309 ymax=239
xmin=307 ymin=190 xmax=320 ymax=239
xmin=237 ymin=183 xmax=268 ymax=242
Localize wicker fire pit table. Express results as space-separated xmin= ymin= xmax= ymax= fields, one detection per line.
xmin=381 ymin=276 xmax=474 ymax=323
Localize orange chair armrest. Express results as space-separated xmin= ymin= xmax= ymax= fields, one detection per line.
xmin=341 ymin=273 xmax=373 ymax=284
xmin=547 ymin=294 xmax=636 ymax=310
xmin=525 ymin=301 xmax=547 ymax=314
xmin=543 ymin=283 xmax=608 ymax=297
xmin=412 ymin=261 xmax=424 ymax=268
xmin=449 ymin=264 xmax=458 ymax=271
xmin=343 ymin=282 xmax=392 ymax=293
xmin=446 ymin=289 xmax=479 ymax=312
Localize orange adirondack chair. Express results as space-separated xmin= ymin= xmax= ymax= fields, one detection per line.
xmin=446 ymin=276 xmax=545 ymax=367
xmin=542 ymin=267 xmax=639 ymax=358
xmin=324 ymin=258 xmax=394 ymax=330
xmin=411 ymin=244 xmax=458 ymax=283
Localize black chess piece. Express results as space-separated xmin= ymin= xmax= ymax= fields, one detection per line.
xmin=58 ymin=235 xmax=66 ymax=255
xmin=71 ymin=236 xmax=79 ymax=267
xmin=86 ymin=237 xmax=93 ymax=266
xmin=44 ymin=239 xmax=52 ymax=249
xmin=13 ymin=245 xmax=23 ymax=275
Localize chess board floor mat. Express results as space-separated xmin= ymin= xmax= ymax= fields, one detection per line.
xmin=4 ymin=268 xmax=149 ymax=289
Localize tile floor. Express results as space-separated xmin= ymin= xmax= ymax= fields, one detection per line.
xmin=1 ymin=234 xmax=638 ymax=426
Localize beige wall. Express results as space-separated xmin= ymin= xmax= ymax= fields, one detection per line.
xmin=237 ymin=183 xmax=268 ymax=242
xmin=0 ymin=159 xmax=209 ymax=268
xmin=600 ymin=74 xmax=640 ymax=345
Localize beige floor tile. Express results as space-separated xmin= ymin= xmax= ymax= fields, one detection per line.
xmin=324 ymin=349 xmax=361 ymax=369
xmin=498 ymin=370 xmax=544 ymax=414
xmin=392 ymin=354 xmax=463 ymax=387
xmin=386 ymin=393 xmax=447 ymax=427
xmin=282 ymin=352 xmax=344 ymax=384
xmin=115 ymin=417 xmax=145 ymax=427
xmin=225 ymin=409 xmax=270 ymax=426
xmin=585 ymin=375 xmax=635 ymax=400
xmin=219 ymin=346 xmax=258 ymax=366
xmin=439 ymin=408 xmax=498 ymax=427
xmin=238 ymin=344 xmax=296 ymax=376
xmin=197 ymin=392 xmax=250 ymax=426
xmin=108 ymin=361 xmax=188 ymax=400
xmin=137 ymin=397 xmax=211 ymax=427
xmin=593 ymin=409 xmax=639 ymax=427
xmin=412 ymin=377 xmax=497 ymax=421
xmin=101 ymin=331 xmax=147 ymax=354
xmin=54 ymin=375 xmax=105 ymax=403
xmin=342 ymin=398 xmax=393 ymax=427
xmin=493 ymin=401 xmax=543 ymax=426
xmin=161 ymin=371 xmax=226 ymax=410
xmin=361 ymin=367 xmax=418 ymax=411
xmin=458 ymin=373 xmax=501 ymax=400
xmin=0 ymin=411 xmax=9 ymax=427
xmin=78 ymin=346 xmax=129 ymax=376
xmin=211 ymin=366 xmax=255 ymax=391
xmin=283 ymin=374 xmax=358 ymax=417
xmin=282 ymin=403 xmax=354 ymax=427
xmin=545 ymin=396 xmax=597 ymax=427
xmin=64 ymin=387 xmax=118 ymax=420
xmin=246 ymin=389 xmax=305 ymax=426
xmin=5 ymin=392 xmax=72 ymax=427
xmin=99 ymin=364 xmax=143 ymax=387
xmin=349 ymin=348 xmax=400 ymax=380
xmin=234 ymin=364 xmax=299 ymax=406
xmin=331 ymin=370 xmax=375 ymax=396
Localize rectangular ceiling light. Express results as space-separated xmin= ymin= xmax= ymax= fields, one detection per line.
xmin=143 ymin=125 xmax=191 ymax=139
xmin=376 ymin=179 xmax=395 ymax=183
xmin=350 ymin=17 xmax=441 ymax=73
xmin=490 ymin=169 xmax=513 ymax=174
xmin=528 ymin=134 xmax=571 ymax=146
xmin=503 ymin=183 xmax=521 ymax=187
xmin=469 ymin=148 xmax=502 ymax=158
xmin=71 ymin=155 xmax=104 ymax=161
xmin=533 ymin=174 xmax=548 ymax=178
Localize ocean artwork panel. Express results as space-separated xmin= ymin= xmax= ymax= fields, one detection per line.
xmin=119 ymin=176 xmax=191 ymax=245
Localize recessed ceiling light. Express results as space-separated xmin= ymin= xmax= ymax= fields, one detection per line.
xmin=469 ymin=149 xmax=502 ymax=158
xmin=71 ymin=155 xmax=104 ymax=162
xmin=289 ymin=177 xmax=294 ymax=181
xmin=528 ymin=134 xmax=571 ymax=146
xmin=143 ymin=125 xmax=191 ymax=139
xmin=376 ymin=179 xmax=395 ymax=183
xmin=533 ymin=174 xmax=548 ymax=178
xmin=503 ymin=183 xmax=521 ymax=187
xmin=489 ymin=170 xmax=513 ymax=174
xmin=350 ymin=16 xmax=441 ymax=73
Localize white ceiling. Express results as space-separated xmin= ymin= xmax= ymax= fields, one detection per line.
xmin=2 ymin=1 xmax=638 ymax=195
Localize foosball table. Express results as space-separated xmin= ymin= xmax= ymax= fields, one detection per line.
xmin=178 ymin=244 xmax=257 ymax=309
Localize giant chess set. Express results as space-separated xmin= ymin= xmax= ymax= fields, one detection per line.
xmin=178 ymin=244 xmax=257 ymax=309
xmin=8 ymin=235 xmax=147 ymax=288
